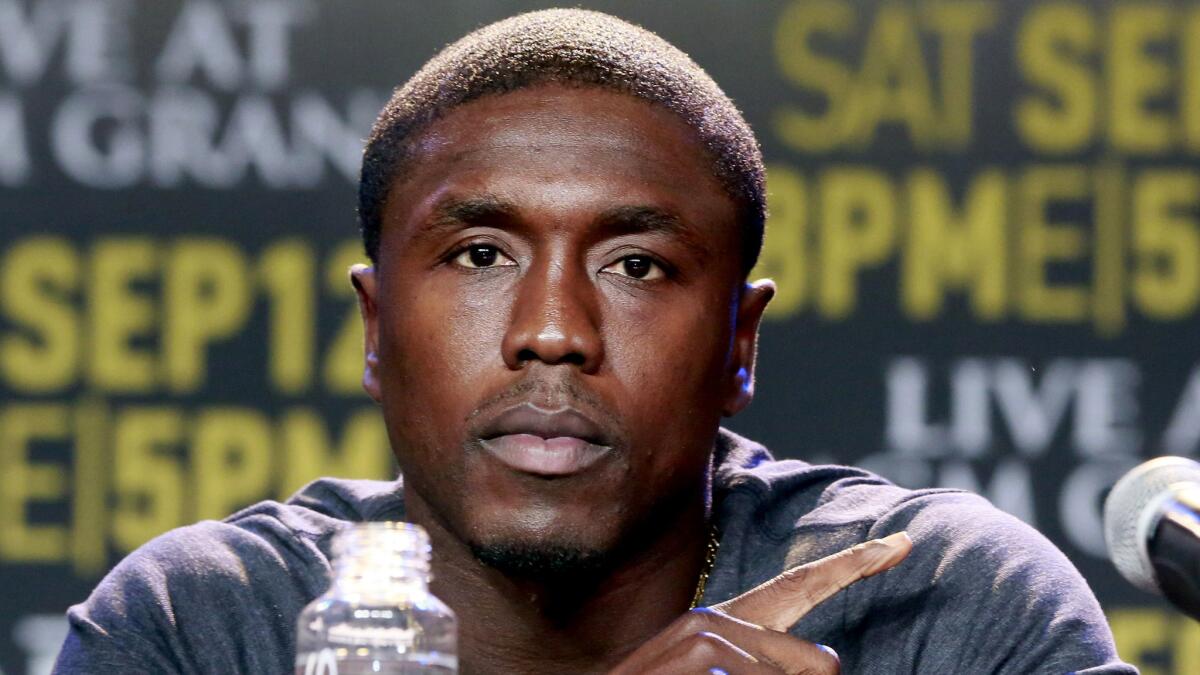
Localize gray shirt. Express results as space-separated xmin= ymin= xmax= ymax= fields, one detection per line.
xmin=55 ymin=430 xmax=1136 ymax=673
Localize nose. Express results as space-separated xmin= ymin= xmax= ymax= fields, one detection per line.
xmin=501 ymin=257 xmax=603 ymax=374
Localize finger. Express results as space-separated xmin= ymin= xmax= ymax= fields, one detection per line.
xmin=715 ymin=531 xmax=912 ymax=631
xmin=697 ymin=609 xmax=840 ymax=674
xmin=639 ymin=630 xmax=785 ymax=675
xmin=631 ymin=609 xmax=838 ymax=675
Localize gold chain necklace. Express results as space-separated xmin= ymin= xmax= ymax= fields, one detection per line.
xmin=688 ymin=525 xmax=721 ymax=609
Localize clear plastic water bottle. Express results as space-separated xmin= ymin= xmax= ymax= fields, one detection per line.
xmin=295 ymin=522 xmax=457 ymax=674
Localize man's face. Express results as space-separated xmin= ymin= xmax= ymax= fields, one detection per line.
xmin=355 ymin=85 xmax=770 ymax=569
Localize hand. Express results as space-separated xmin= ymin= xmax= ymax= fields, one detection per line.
xmin=608 ymin=531 xmax=912 ymax=674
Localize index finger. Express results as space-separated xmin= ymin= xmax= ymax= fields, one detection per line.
xmin=713 ymin=531 xmax=912 ymax=632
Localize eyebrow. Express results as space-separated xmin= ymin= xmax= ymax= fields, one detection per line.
xmin=426 ymin=193 xmax=519 ymax=231
xmin=593 ymin=205 xmax=711 ymax=258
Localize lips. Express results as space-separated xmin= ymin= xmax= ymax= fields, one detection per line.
xmin=476 ymin=403 xmax=613 ymax=476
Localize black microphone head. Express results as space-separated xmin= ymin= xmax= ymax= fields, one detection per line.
xmin=1104 ymin=456 xmax=1200 ymax=594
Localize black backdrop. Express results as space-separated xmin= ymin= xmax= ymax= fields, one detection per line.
xmin=3 ymin=1 xmax=1199 ymax=672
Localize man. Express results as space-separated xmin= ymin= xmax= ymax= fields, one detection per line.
xmin=56 ymin=9 xmax=1134 ymax=674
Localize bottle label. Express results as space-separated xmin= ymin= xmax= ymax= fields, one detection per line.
xmin=295 ymin=648 xmax=458 ymax=674
xmin=298 ymin=648 xmax=339 ymax=675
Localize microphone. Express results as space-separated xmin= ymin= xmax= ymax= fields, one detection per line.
xmin=1104 ymin=456 xmax=1200 ymax=620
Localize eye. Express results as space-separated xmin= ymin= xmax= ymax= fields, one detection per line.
xmin=601 ymin=255 xmax=665 ymax=281
xmin=452 ymin=244 xmax=516 ymax=269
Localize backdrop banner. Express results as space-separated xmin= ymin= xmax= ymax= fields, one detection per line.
xmin=2 ymin=1 xmax=1199 ymax=673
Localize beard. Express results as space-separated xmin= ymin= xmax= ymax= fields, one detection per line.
xmin=467 ymin=538 xmax=627 ymax=623
xmin=469 ymin=539 xmax=613 ymax=580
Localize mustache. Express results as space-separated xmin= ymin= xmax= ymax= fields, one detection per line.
xmin=465 ymin=375 xmax=626 ymax=446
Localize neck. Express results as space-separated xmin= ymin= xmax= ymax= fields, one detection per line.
xmin=404 ymin=490 xmax=712 ymax=675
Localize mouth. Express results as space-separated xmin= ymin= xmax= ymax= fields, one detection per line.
xmin=476 ymin=403 xmax=614 ymax=477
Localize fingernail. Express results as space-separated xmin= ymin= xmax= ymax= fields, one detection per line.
xmin=869 ymin=531 xmax=911 ymax=559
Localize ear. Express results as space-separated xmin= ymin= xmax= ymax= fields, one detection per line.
xmin=350 ymin=264 xmax=383 ymax=403
xmin=722 ymin=279 xmax=775 ymax=417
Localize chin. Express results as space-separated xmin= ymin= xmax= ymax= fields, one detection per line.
xmin=468 ymin=538 xmax=612 ymax=579
xmin=461 ymin=499 xmax=624 ymax=580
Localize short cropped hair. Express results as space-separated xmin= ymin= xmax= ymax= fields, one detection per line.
xmin=359 ymin=8 xmax=765 ymax=276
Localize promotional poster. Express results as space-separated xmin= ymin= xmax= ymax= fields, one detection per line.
xmin=2 ymin=1 xmax=1198 ymax=672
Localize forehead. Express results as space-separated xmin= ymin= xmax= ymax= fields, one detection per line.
xmin=382 ymin=85 xmax=738 ymax=242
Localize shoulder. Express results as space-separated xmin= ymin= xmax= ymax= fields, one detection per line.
xmin=57 ymin=518 xmax=316 ymax=673
xmin=712 ymin=429 xmax=1075 ymax=576
xmin=55 ymin=476 xmax=403 ymax=673
xmin=852 ymin=485 xmax=1131 ymax=672
xmin=93 ymin=475 xmax=403 ymax=600
xmin=712 ymin=428 xmax=942 ymax=556
xmin=710 ymin=430 xmax=1132 ymax=673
